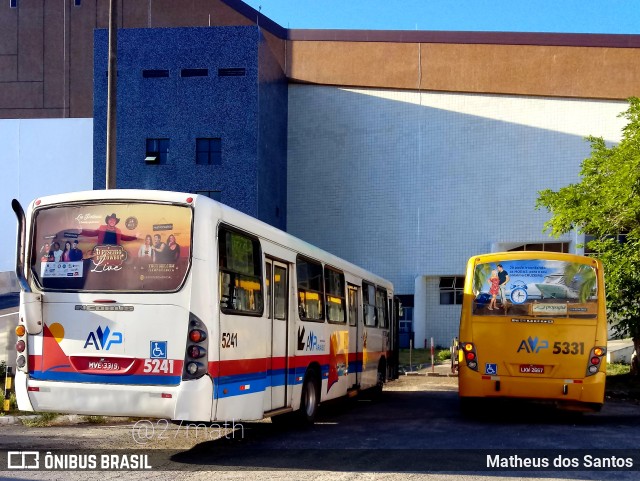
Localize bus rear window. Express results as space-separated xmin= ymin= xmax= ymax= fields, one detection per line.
xmin=31 ymin=202 xmax=192 ymax=292
xmin=472 ymin=259 xmax=598 ymax=318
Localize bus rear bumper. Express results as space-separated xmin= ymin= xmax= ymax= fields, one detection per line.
xmin=459 ymin=371 xmax=606 ymax=408
xmin=15 ymin=371 xmax=213 ymax=421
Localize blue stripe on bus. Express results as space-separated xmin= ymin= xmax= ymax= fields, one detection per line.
xmin=214 ymin=363 xmax=364 ymax=399
xmin=29 ymin=362 xmax=364 ymax=397
xmin=29 ymin=371 xmax=181 ymax=386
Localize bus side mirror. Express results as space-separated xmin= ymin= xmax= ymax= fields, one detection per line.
xmin=20 ymin=291 xmax=43 ymax=335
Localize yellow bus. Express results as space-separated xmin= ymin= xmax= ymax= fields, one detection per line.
xmin=458 ymin=252 xmax=607 ymax=412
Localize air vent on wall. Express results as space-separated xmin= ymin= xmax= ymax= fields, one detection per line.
xmin=143 ymin=69 xmax=170 ymax=78
xmin=218 ymin=68 xmax=246 ymax=77
xmin=181 ymin=69 xmax=209 ymax=77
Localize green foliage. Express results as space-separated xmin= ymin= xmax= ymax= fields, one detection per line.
xmin=84 ymin=415 xmax=107 ymax=424
xmin=20 ymin=412 xmax=60 ymax=427
xmin=607 ymin=363 xmax=631 ymax=376
xmin=536 ymin=97 xmax=640 ymax=372
xmin=436 ymin=349 xmax=451 ymax=361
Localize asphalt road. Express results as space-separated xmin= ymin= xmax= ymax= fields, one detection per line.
xmin=0 ymin=294 xmax=18 ymax=311
xmin=0 ymin=374 xmax=638 ymax=481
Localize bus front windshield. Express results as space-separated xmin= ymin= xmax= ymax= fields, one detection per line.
xmin=30 ymin=202 xmax=192 ymax=292
xmin=472 ymin=259 xmax=598 ymax=319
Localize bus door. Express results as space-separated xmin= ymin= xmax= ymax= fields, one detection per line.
xmin=264 ymin=259 xmax=289 ymax=412
xmin=347 ymin=284 xmax=362 ymax=388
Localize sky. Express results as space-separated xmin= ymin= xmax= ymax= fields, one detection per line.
xmin=242 ymin=0 xmax=640 ymax=34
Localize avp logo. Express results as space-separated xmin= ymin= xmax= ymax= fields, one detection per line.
xmin=84 ymin=326 xmax=123 ymax=350
xmin=517 ymin=336 xmax=549 ymax=354
xmin=306 ymin=331 xmax=318 ymax=351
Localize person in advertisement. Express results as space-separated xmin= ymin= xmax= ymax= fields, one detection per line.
xmin=152 ymin=234 xmax=168 ymax=262
xmin=138 ymin=235 xmax=154 ymax=260
xmin=166 ymin=234 xmax=180 ymax=263
xmin=497 ymin=264 xmax=510 ymax=308
xmin=69 ymin=240 xmax=83 ymax=261
xmin=61 ymin=241 xmax=72 ymax=262
xmin=96 ymin=213 xmax=137 ymax=246
xmin=488 ymin=270 xmax=500 ymax=310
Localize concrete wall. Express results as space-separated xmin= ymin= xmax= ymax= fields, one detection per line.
xmin=287 ymin=85 xmax=626 ymax=346
xmin=0 ymin=118 xmax=93 ymax=281
xmin=93 ymin=26 xmax=288 ymax=229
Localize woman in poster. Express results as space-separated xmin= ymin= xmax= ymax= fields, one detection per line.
xmin=488 ymin=269 xmax=500 ymax=310
xmin=167 ymin=234 xmax=181 ymax=263
xmin=61 ymin=241 xmax=72 ymax=262
xmin=138 ymin=235 xmax=154 ymax=260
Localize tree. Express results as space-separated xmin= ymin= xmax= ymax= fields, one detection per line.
xmin=536 ymin=97 xmax=640 ymax=375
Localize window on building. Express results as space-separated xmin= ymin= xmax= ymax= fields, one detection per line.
xmin=145 ymin=138 xmax=169 ymax=164
xmin=10 ymin=0 xmax=18 ymax=7
xmin=439 ymin=277 xmax=464 ymax=305
xmin=297 ymin=256 xmax=324 ymax=322
xmin=73 ymin=0 xmax=81 ymax=6
xmin=195 ymin=191 xmax=222 ymax=202
xmin=507 ymin=242 xmax=570 ymax=253
xmin=196 ymin=138 xmax=222 ymax=165
xmin=584 ymin=232 xmax=628 ymax=256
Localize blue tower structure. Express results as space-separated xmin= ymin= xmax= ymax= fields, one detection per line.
xmin=93 ymin=26 xmax=288 ymax=229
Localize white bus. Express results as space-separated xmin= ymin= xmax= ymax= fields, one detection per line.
xmin=12 ymin=190 xmax=399 ymax=424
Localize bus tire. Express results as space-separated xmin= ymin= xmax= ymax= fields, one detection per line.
xmin=372 ymin=360 xmax=386 ymax=397
xmin=298 ymin=371 xmax=319 ymax=425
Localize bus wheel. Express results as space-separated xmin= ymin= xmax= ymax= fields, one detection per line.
xmin=299 ymin=371 xmax=319 ymax=425
xmin=373 ymin=360 xmax=386 ymax=397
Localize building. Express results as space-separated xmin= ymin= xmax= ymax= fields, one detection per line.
xmin=1 ymin=0 xmax=639 ymax=347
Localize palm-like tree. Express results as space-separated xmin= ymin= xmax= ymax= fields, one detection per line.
xmin=473 ymin=263 xmax=494 ymax=295
xmin=563 ymin=262 xmax=597 ymax=303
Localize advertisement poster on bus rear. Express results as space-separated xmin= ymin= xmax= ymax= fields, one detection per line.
xmin=32 ymin=203 xmax=192 ymax=291
xmin=472 ymin=259 xmax=598 ymax=318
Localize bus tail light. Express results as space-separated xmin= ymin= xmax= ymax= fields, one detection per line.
xmin=460 ymin=342 xmax=478 ymax=371
xmin=586 ymin=346 xmax=606 ymax=376
xmin=186 ymin=362 xmax=204 ymax=376
xmin=189 ymin=329 xmax=207 ymax=343
xmin=188 ymin=345 xmax=206 ymax=359
xmin=183 ymin=313 xmax=209 ymax=380
xmin=15 ymin=319 xmax=28 ymax=373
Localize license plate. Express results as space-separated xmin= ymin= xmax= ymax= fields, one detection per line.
xmin=520 ymin=364 xmax=544 ymax=374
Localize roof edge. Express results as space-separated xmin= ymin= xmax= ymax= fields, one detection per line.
xmin=220 ymin=0 xmax=287 ymax=39
xmin=287 ymin=29 xmax=640 ymax=47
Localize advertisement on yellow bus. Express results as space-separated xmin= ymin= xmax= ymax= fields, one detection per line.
xmin=458 ymin=252 xmax=607 ymax=412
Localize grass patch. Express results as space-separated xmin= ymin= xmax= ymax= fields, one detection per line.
xmin=20 ymin=412 xmax=60 ymax=427
xmin=607 ymin=363 xmax=631 ymax=376
xmin=399 ymin=348 xmax=450 ymax=369
xmin=84 ymin=415 xmax=108 ymax=424
xmin=606 ymin=363 xmax=640 ymax=402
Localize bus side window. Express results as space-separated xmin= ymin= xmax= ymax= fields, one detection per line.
xmin=376 ymin=287 xmax=388 ymax=328
xmin=363 ymin=281 xmax=377 ymax=327
xmin=296 ymin=256 xmax=324 ymax=322
xmin=218 ymin=227 xmax=263 ymax=315
xmin=325 ymin=266 xmax=346 ymax=324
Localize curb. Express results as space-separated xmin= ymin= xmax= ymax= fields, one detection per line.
xmin=402 ymin=370 xmax=458 ymax=378
xmin=0 ymin=414 xmax=130 ymax=426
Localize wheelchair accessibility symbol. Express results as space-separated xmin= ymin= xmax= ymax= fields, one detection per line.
xmin=150 ymin=341 xmax=167 ymax=359
xmin=485 ymin=363 xmax=498 ymax=375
